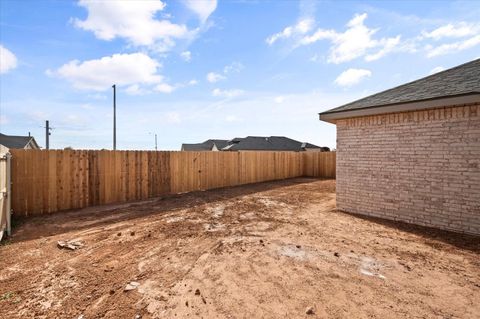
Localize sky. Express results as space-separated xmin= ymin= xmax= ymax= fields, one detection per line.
xmin=1 ymin=0 xmax=479 ymax=150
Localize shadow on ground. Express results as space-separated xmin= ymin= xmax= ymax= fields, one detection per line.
xmin=10 ymin=177 xmax=321 ymax=242
xmin=340 ymin=210 xmax=480 ymax=254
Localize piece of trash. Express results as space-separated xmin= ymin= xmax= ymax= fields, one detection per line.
xmin=135 ymin=315 xmax=142 ymax=319
xmin=57 ymin=240 xmax=84 ymax=250
xmin=124 ymin=281 xmax=140 ymax=291
xmin=77 ymin=315 xmax=84 ymax=319
xmin=306 ymin=306 xmax=315 ymax=315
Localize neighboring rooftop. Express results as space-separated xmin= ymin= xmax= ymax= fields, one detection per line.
xmin=181 ymin=139 xmax=229 ymax=151
xmin=181 ymin=136 xmax=329 ymax=152
xmin=320 ymin=58 xmax=480 ymax=122
xmin=222 ymin=136 xmax=329 ymax=152
xmin=0 ymin=133 xmax=39 ymax=149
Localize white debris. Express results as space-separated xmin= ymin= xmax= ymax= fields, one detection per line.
xmin=125 ymin=281 xmax=141 ymax=291
xmin=359 ymin=256 xmax=386 ymax=279
xmin=57 ymin=240 xmax=84 ymax=250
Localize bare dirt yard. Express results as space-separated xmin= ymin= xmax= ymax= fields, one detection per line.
xmin=1 ymin=178 xmax=479 ymax=319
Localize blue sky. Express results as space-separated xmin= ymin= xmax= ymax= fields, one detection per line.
xmin=1 ymin=0 xmax=479 ymax=150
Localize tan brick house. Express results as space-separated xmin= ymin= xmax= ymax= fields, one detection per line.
xmin=320 ymin=59 xmax=480 ymax=235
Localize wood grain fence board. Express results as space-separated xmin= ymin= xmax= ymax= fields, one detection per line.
xmin=10 ymin=150 xmax=335 ymax=216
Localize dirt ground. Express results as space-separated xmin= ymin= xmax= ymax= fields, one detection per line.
xmin=0 ymin=178 xmax=479 ymax=319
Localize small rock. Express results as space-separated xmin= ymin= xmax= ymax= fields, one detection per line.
xmin=334 ymin=252 xmax=340 ymax=257
xmin=195 ymin=289 xmax=200 ymax=296
xmin=296 ymin=245 xmax=301 ymax=249
xmin=306 ymin=307 xmax=315 ymax=315
xmin=259 ymin=239 xmax=264 ymax=244
xmin=57 ymin=240 xmax=84 ymax=250
xmin=202 ymin=296 xmax=207 ymax=304
xmin=130 ymin=231 xmax=135 ymax=236
xmin=135 ymin=315 xmax=142 ymax=319
xmin=185 ymin=301 xmax=189 ymax=307
xmin=124 ymin=281 xmax=140 ymax=291
xmin=109 ymin=289 xmax=115 ymax=295
xmin=117 ymin=232 xmax=122 ymax=236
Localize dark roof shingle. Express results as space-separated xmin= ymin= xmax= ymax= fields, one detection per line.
xmin=0 ymin=133 xmax=38 ymax=149
xmin=222 ymin=136 xmax=325 ymax=151
xmin=322 ymin=58 xmax=480 ymax=115
xmin=182 ymin=139 xmax=229 ymax=151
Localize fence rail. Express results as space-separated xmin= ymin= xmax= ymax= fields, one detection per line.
xmin=9 ymin=150 xmax=335 ymax=217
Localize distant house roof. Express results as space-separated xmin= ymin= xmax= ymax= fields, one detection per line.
xmin=222 ymin=136 xmax=328 ymax=152
xmin=181 ymin=139 xmax=229 ymax=151
xmin=0 ymin=133 xmax=39 ymax=149
xmin=320 ymin=58 xmax=480 ymax=123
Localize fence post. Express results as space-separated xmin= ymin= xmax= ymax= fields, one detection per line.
xmin=0 ymin=149 xmax=12 ymax=239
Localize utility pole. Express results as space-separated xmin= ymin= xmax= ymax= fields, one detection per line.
xmin=112 ymin=84 xmax=116 ymax=150
xmin=155 ymin=133 xmax=158 ymax=151
xmin=45 ymin=120 xmax=51 ymax=149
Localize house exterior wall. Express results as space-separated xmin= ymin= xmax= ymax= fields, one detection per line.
xmin=336 ymin=103 xmax=480 ymax=235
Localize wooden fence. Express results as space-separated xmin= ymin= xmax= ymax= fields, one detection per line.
xmin=9 ymin=150 xmax=335 ymax=217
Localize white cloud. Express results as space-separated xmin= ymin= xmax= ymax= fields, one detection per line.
xmin=334 ymin=68 xmax=372 ymax=87
xmin=299 ymin=29 xmax=336 ymax=45
xmin=299 ymin=13 xmax=401 ymax=64
xmin=274 ymin=96 xmax=285 ymax=104
xmin=223 ymin=62 xmax=244 ymax=74
xmin=206 ymin=62 xmax=243 ymax=84
xmin=74 ymin=0 xmax=190 ymax=50
xmin=266 ymin=18 xmax=314 ymax=45
xmin=126 ymin=84 xmax=151 ymax=95
xmin=206 ymin=72 xmax=226 ymax=83
xmin=426 ymin=34 xmax=480 ymax=57
xmin=429 ymin=66 xmax=445 ymax=74
xmin=422 ymin=22 xmax=480 ymax=40
xmin=0 ymin=45 xmax=18 ymax=74
xmin=53 ymin=52 xmax=163 ymax=91
xmin=212 ymin=88 xmax=244 ymax=98
xmin=365 ymin=36 xmax=401 ymax=61
xmin=183 ymin=0 xmax=217 ymax=23
xmin=180 ymin=51 xmax=192 ymax=62
xmin=188 ymin=79 xmax=198 ymax=85
xmin=155 ymin=83 xmax=176 ymax=93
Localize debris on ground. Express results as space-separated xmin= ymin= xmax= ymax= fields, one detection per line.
xmin=306 ymin=306 xmax=315 ymax=315
xmin=195 ymin=288 xmax=201 ymax=295
xmin=1 ymin=179 xmax=479 ymax=318
xmin=57 ymin=240 xmax=84 ymax=250
xmin=124 ymin=281 xmax=140 ymax=291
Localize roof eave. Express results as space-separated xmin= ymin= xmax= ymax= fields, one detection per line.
xmin=319 ymin=93 xmax=480 ymax=124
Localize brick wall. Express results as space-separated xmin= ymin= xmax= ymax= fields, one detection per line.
xmin=336 ymin=103 xmax=480 ymax=235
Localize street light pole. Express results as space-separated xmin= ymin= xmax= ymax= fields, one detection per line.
xmin=112 ymin=84 xmax=116 ymax=150
xmin=155 ymin=133 xmax=158 ymax=151
xmin=45 ymin=120 xmax=51 ymax=150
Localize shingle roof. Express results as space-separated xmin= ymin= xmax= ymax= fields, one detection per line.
xmin=321 ymin=58 xmax=480 ymax=115
xmin=0 ymin=133 xmax=38 ymax=149
xmin=181 ymin=139 xmax=229 ymax=151
xmin=222 ymin=136 xmax=325 ymax=151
